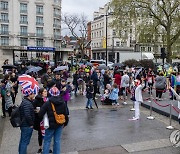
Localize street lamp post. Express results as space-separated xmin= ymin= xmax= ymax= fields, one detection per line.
xmin=105 ymin=13 xmax=108 ymax=66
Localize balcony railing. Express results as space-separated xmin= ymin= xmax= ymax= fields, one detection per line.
xmin=20 ymin=10 xmax=27 ymax=13
xmin=0 ymin=31 xmax=9 ymax=35
xmin=20 ymin=32 xmax=28 ymax=36
xmin=36 ymin=11 xmax=43 ymax=15
xmin=20 ymin=21 xmax=28 ymax=24
xmin=36 ymin=22 xmax=44 ymax=26
xmin=53 ymin=24 xmax=60 ymax=28
xmin=0 ymin=7 xmax=8 ymax=11
xmin=0 ymin=19 xmax=9 ymax=23
xmin=54 ymin=34 xmax=61 ymax=40
xmin=36 ymin=33 xmax=44 ymax=37
xmin=54 ymin=13 xmax=60 ymax=18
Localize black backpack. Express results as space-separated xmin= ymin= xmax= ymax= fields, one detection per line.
xmin=10 ymin=106 xmax=23 ymax=127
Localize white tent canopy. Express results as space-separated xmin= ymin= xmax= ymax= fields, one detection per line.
xmin=142 ymin=53 xmax=154 ymax=60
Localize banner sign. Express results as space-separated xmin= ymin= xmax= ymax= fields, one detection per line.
xmin=27 ymin=47 xmax=55 ymax=52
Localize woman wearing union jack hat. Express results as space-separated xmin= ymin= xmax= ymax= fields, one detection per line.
xmin=38 ymin=86 xmax=69 ymax=154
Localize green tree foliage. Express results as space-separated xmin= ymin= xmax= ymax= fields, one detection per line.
xmin=123 ymin=59 xmax=140 ymax=67
xmin=110 ymin=0 xmax=180 ymax=63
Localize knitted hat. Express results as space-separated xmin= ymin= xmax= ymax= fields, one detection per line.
xmin=22 ymin=88 xmax=34 ymax=97
xmin=49 ymin=87 xmax=60 ymax=96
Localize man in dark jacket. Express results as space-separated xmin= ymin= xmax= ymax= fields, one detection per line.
xmin=19 ymin=88 xmax=35 ymax=154
xmin=39 ymin=87 xmax=69 ymax=154
xmin=91 ymin=69 xmax=99 ymax=98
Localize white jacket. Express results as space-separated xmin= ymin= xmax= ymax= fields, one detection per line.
xmin=135 ymin=84 xmax=143 ymax=103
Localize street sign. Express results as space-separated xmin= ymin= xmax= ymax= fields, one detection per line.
xmin=27 ymin=47 xmax=55 ymax=52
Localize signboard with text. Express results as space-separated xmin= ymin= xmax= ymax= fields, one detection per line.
xmin=27 ymin=47 xmax=55 ymax=52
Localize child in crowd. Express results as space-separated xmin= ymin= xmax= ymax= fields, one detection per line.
xmin=101 ymin=84 xmax=111 ymax=105
xmin=109 ymin=83 xmax=119 ymax=106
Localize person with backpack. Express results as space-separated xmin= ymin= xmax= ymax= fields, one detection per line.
xmin=120 ymin=71 xmax=130 ymax=105
xmin=38 ymin=87 xmax=69 ymax=154
xmin=18 ymin=88 xmax=35 ymax=154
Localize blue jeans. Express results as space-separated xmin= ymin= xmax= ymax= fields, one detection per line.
xmin=86 ymin=98 xmax=93 ymax=108
xmin=43 ymin=126 xmax=63 ymax=154
xmin=18 ymin=127 xmax=33 ymax=154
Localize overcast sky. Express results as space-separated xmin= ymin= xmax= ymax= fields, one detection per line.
xmin=62 ymin=0 xmax=110 ymax=35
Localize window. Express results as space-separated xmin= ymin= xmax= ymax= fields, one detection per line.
xmin=20 ymin=3 xmax=27 ymax=13
xmin=148 ymin=47 xmax=151 ymax=52
xmin=141 ymin=46 xmax=146 ymax=52
xmin=116 ymin=41 xmax=120 ymax=47
xmin=113 ymin=30 xmax=116 ymax=36
xmin=36 ymin=39 xmax=43 ymax=47
xmin=20 ymin=38 xmax=28 ymax=46
xmin=36 ymin=5 xmax=43 ymax=15
xmin=20 ymin=15 xmax=28 ymax=24
xmin=1 ymin=13 xmax=8 ymax=22
xmin=36 ymin=27 xmax=43 ymax=36
xmin=1 ymin=24 xmax=8 ymax=34
xmin=36 ymin=52 xmax=42 ymax=58
xmin=20 ymin=51 xmax=27 ymax=57
xmin=20 ymin=26 xmax=28 ymax=35
xmin=0 ymin=1 xmax=8 ymax=10
xmin=54 ymin=8 xmax=60 ymax=17
xmin=36 ymin=16 xmax=43 ymax=25
xmin=1 ymin=36 xmax=9 ymax=45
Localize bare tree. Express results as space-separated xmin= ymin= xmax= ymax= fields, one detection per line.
xmin=62 ymin=13 xmax=88 ymax=59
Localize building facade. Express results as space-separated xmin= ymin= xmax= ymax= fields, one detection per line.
xmin=91 ymin=3 xmax=134 ymax=63
xmin=0 ymin=0 xmax=61 ymax=66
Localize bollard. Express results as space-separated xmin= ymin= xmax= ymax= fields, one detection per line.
xmin=166 ymin=101 xmax=174 ymax=130
xmin=147 ymin=88 xmax=155 ymax=120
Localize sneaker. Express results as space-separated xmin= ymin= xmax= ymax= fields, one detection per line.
xmin=117 ymin=103 xmax=120 ymax=106
xmin=86 ymin=107 xmax=89 ymax=109
xmin=90 ymin=107 xmax=93 ymax=110
xmin=49 ymin=149 xmax=53 ymax=153
xmin=123 ymin=102 xmax=127 ymax=105
xmin=37 ymin=149 xmax=42 ymax=153
xmin=95 ymin=97 xmax=98 ymax=100
xmin=129 ymin=117 xmax=139 ymax=121
xmin=112 ymin=103 xmax=115 ymax=106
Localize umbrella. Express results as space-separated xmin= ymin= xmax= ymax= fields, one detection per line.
xmin=53 ymin=66 xmax=68 ymax=72
xmin=18 ymin=74 xmax=39 ymax=95
xmin=135 ymin=67 xmax=143 ymax=79
xmin=112 ymin=63 xmax=124 ymax=67
xmin=2 ymin=64 xmax=17 ymax=69
xmin=98 ymin=64 xmax=109 ymax=70
xmin=86 ymin=62 xmax=93 ymax=66
xmin=26 ymin=66 xmax=42 ymax=73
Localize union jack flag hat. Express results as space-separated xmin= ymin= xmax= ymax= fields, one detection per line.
xmin=49 ymin=87 xmax=60 ymax=96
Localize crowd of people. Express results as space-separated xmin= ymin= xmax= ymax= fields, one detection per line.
xmin=0 ymin=61 xmax=180 ymax=153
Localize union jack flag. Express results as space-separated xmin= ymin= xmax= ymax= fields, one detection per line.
xmin=18 ymin=74 xmax=39 ymax=95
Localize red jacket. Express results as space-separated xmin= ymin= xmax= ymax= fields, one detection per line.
xmin=114 ymin=74 xmax=121 ymax=86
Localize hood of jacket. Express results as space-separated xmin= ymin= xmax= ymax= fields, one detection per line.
xmin=49 ymin=96 xmax=64 ymax=105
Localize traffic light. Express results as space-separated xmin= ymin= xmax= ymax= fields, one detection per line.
xmin=161 ymin=48 xmax=166 ymax=59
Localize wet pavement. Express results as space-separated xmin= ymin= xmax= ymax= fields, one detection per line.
xmin=0 ymin=89 xmax=180 ymax=154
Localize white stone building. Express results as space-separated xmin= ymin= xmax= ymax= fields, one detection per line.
xmin=91 ymin=3 xmax=134 ymax=63
xmin=0 ymin=0 xmax=61 ymax=66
